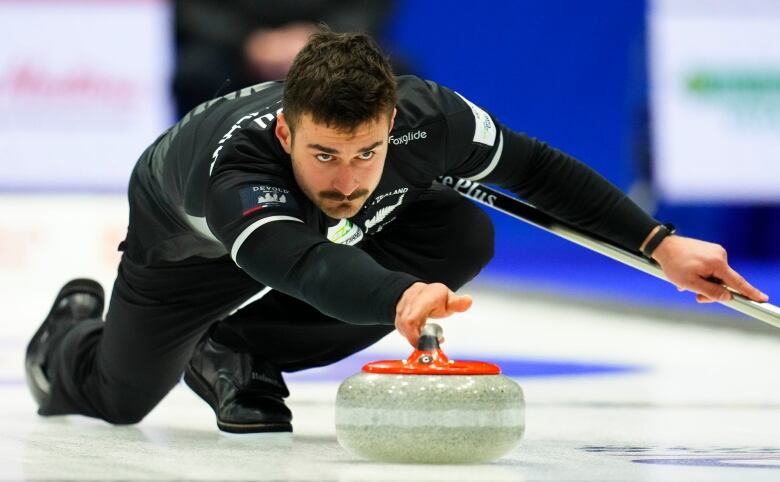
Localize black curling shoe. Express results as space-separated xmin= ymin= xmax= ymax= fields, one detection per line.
xmin=25 ymin=278 xmax=105 ymax=407
xmin=184 ymin=336 xmax=293 ymax=433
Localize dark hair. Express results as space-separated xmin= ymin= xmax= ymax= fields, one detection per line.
xmin=283 ymin=29 xmax=396 ymax=134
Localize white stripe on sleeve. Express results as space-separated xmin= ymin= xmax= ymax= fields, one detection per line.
xmin=465 ymin=131 xmax=503 ymax=181
xmin=230 ymin=215 xmax=303 ymax=263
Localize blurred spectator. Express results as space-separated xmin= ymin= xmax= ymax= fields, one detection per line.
xmin=172 ymin=0 xmax=403 ymax=117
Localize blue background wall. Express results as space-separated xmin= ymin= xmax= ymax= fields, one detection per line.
xmin=384 ymin=0 xmax=778 ymax=310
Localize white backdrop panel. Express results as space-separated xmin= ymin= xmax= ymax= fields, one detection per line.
xmin=649 ymin=0 xmax=780 ymax=202
xmin=0 ymin=0 xmax=172 ymax=192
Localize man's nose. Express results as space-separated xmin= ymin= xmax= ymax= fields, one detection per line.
xmin=332 ymin=165 xmax=359 ymax=197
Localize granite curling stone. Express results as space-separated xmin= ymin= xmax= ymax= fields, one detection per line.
xmin=335 ymin=324 xmax=525 ymax=464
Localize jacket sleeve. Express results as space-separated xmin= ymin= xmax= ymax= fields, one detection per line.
xmin=232 ymin=221 xmax=418 ymax=325
xmin=435 ymin=84 xmax=659 ymax=252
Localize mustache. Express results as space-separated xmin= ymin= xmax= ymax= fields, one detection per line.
xmin=318 ymin=189 xmax=369 ymax=201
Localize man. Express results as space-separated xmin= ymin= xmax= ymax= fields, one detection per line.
xmin=25 ymin=30 xmax=768 ymax=434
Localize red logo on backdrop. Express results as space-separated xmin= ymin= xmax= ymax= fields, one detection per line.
xmin=0 ymin=64 xmax=138 ymax=103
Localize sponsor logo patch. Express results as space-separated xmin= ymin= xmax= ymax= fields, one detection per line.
xmin=455 ymin=92 xmax=497 ymax=147
xmin=239 ymin=185 xmax=296 ymax=216
xmin=327 ymin=219 xmax=364 ymax=246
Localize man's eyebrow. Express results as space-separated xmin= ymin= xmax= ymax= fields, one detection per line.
xmin=307 ymin=143 xmax=339 ymax=154
xmin=358 ymin=141 xmax=383 ymax=152
xmin=307 ymin=140 xmax=384 ymax=155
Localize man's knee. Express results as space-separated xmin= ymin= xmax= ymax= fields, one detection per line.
xmin=100 ymin=395 xmax=159 ymax=425
xmin=97 ymin=378 xmax=172 ymax=425
xmin=457 ymin=201 xmax=495 ymax=270
xmin=103 ymin=407 xmax=148 ymax=425
xmin=439 ymin=199 xmax=495 ymax=289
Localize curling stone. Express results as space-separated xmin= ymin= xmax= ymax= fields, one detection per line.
xmin=335 ymin=324 xmax=525 ymax=464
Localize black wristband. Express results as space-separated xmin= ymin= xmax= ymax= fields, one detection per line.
xmin=642 ymin=223 xmax=676 ymax=259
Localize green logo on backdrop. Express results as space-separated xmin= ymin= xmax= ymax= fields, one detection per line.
xmin=688 ymin=71 xmax=780 ymax=94
xmin=685 ymin=69 xmax=780 ymax=128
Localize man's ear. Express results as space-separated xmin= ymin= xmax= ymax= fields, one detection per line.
xmin=389 ymin=108 xmax=397 ymax=132
xmin=275 ymin=112 xmax=293 ymax=154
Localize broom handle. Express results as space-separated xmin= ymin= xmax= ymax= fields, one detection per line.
xmin=440 ymin=177 xmax=780 ymax=329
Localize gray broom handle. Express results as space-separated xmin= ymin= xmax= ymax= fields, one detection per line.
xmin=439 ymin=177 xmax=780 ymax=329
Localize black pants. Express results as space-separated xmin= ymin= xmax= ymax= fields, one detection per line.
xmin=40 ymin=185 xmax=494 ymax=424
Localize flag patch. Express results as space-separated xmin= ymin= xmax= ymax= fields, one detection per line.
xmin=239 ymin=185 xmax=297 ymax=216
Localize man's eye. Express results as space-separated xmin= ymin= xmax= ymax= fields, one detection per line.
xmin=358 ymin=151 xmax=375 ymax=160
xmin=316 ymin=153 xmax=333 ymax=162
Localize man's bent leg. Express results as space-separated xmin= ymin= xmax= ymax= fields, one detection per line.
xmin=37 ymin=255 xmax=260 ymax=424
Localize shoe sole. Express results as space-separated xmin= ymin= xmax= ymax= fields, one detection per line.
xmin=27 ymin=278 xmax=105 ymax=359
xmin=25 ymin=279 xmax=104 ymax=406
xmin=183 ymin=363 xmax=293 ymax=434
xmin=41 ymin=278 xmax=104 ymax=329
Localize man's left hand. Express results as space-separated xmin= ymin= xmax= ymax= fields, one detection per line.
xmin=651 ymin=235 xmax=769 ymax=304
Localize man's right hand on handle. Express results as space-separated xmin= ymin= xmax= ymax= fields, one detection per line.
xmin=394 ymin=282 xmax=473 ymax=347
